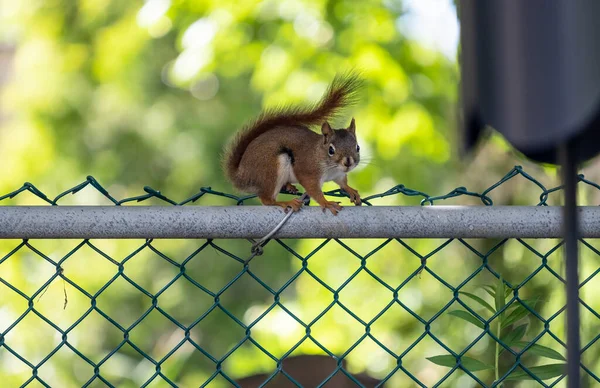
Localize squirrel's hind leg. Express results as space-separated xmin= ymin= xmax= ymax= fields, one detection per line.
xmin=282 ymin=183 xmax=300 ymax=194
xmin=258 ymin=153 xmax=304 ymax=212
xmin=259 ymin=195 xmax=303 ymax=213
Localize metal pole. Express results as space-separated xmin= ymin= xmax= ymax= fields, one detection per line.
xmin=1 ymin=206 xmax=600 ymax=239
xmin=560 ymin=142 xmax=581 ymax=387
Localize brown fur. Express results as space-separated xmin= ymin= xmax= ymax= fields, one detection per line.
xmin=223 ymin=73 xmax=363 ymax=214
xmin=235 ymin=355 xmax=383 ymax=387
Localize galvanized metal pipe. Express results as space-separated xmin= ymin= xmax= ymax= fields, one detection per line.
xmin=0 ymin=206 xmax=597 ymax=239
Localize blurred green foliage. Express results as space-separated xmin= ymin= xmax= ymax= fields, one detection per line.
xmin=0 ymin=0 xmax=459 ymax=195
xmin=1 ymin=0 xmax=600 ymax=387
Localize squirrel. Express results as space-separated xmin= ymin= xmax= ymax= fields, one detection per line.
xmin=223 ymin=74 xmax=362 ymax=215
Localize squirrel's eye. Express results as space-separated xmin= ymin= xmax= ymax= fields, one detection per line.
xmin=328 ymin=146 xmax=335 ymax=156
xmin=356 ymin=144 xmax=360 ymax=152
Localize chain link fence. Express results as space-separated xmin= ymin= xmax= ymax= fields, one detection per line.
xmin=1 ymin=166 xmax=600 ymax=387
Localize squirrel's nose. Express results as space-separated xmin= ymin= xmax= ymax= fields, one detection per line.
xmin=343 ymin=157 xmax=352 ymax=167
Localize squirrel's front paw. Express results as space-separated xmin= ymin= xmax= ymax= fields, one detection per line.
xmin=344 ymin=187 xmax=361 ymax=206
xmin=321 ymin=201 xmax=342 ymax=215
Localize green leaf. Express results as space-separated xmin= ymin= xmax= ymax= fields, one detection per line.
xmin=495 ymin=276 xmax=506 ymax=318
xmin=481 ymin=285 xmax=496 ymax=299
xmin=480 ymin=283 xmax=512 ymax=303
xmin=512 ymin=342 xmax=566 ymax=361
xmin=459 ymin=292 xmax=495 ymax=314
xmin=498 ymin=324 xmax=528 ymax=354
xmin=501 ymin=297 xmax=541 ymax=329
xmin=501 ymin=306 xmax=529 ymax=329
xmin=448 ymin=310 xmax=484 ymax=329
xmin=506 ymin=297 xmax=542 ymax=311
xmin=504 ymin=363 xmax=565 ymax=381
xmin=501 ymin=324 xmax=528 ymax=344
xmin=427 ymin=355 xmax=495 ymax=372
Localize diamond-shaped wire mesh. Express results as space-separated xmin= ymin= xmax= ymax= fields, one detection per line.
xmin=1 ymin=166 xmax=599 ymax=387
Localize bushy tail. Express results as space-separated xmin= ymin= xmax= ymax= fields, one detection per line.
xmin=223 ymin=72 xmax=361 ymax=184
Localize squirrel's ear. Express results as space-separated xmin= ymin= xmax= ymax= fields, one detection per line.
xmin=348 ymin=117 xmax=356 ymax=135
xmin=321 ymin=122 xmax=333 ymax=142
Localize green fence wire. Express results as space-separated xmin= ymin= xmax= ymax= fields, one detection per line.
xmin=1 ymin=166 xmax=599 ymax=387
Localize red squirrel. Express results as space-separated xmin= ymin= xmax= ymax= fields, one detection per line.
xmin=223 ymin=74 xmax=362 ymax=215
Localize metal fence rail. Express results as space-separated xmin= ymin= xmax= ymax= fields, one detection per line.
xmin=2 ymin=206 xmax=600 ymax=240
xmin=1 ymin=166 xmax=599 ymax=387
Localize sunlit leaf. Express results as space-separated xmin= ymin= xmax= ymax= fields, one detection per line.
xmin=504 ymin=364 xmax=565 ymax=381
xmin=495 ymin=276 xmax=505 ymax=318
xmin=448 ymin=310 xmax=484 ymax=329
xmin=498 ymin=324 xmax=528 ymax=355
xmin=502 ymin=297 xmax=541 ymax=329
xmin=480 ymin=283 xmax=512 ymax=300
xmin=459 ymin=292 xmax=495 ymax=314
xmin=501 ymin=323 xmax=528 ymax=343
xmin=512 ymin=342 xmax=566 ymax=361
xmin=501 ymin=306 xmax=528 ymax=329
xmin=506 ymin=297 xmax=542 ymax=311
xmin=427 ymin=355 xmax=494 ymax=372
xmin=481 ymin=285 xmax=495 ymax=299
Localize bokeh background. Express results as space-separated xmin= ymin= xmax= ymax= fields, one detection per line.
xmin=2 ymin=0 xmax=600 ymax=387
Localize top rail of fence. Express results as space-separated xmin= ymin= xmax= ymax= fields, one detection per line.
xmin=0 ymin=206 xmax=599 ymax=239
xmin=2 ymin=165 xmax=600 ymax=239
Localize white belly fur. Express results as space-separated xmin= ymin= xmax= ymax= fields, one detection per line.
xmin=321 ymin=167 xmax=346 ymax=184
xmin=275 ymin=154 xmax=298 ymax=198
xmin=276 ymin=155 xmax=345 ymax=198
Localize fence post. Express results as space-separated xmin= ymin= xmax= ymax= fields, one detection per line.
xmin=561 ymin=142 xmax=581 ymax=386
